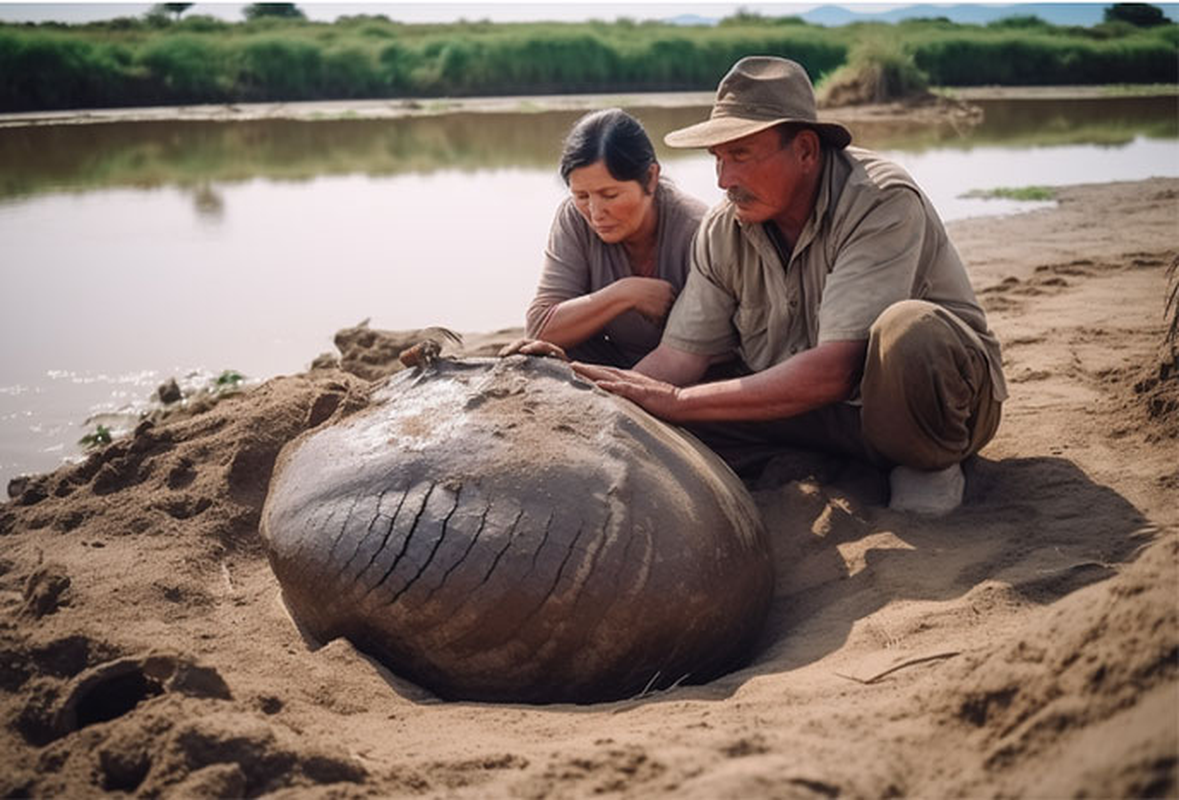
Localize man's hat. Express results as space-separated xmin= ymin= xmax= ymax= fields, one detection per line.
xmin=665 ymin=56 xmax=852 ymax=150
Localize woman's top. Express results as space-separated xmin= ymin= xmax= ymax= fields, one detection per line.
xmin=525 ymin=179 xmax=707 ymax=368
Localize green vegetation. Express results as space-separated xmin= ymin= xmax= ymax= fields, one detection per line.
xmin=905 ymin=23 xmax=1178 ymax=85
xmin=78 ymin=424 xmax=112 ymax=450
xmin=243 ymin=3 xmax=306 ymax=22
xmin=153 ymin=4 xmax=194 ymax=23
xmin=817 ymin=35 xmax=930 ymax=105
xmin=1106 ymin=3 xmax=1172 ymax=27
xmin=961 ymin=186 xmax=1057 ymax=201
xmin=215 ymin=370 xmax=245 ymax=390
xmin=0 ymin=8 xmax=1175 ymax=112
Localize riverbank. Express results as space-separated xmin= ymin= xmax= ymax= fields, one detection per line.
xmin=1 ymin=177 xmax=1176 ymax=797
xmin=2 ymin=84 xmax=1176 ymax=128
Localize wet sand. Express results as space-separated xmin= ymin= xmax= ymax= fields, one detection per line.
xmin=1 ymin=177 xmax=1176 ymax=798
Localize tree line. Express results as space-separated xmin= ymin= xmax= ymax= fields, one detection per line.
xmin=1 ymin=6 xmax=1175 ymax=112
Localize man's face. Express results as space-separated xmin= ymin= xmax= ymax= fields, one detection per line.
xmin=708 ymin=127 xmax=803 ymax=225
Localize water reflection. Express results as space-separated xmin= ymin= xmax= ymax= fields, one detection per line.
xmin=0 ymin=95 xmax=1176 ymax=486
xmin=192 ymin=182 xmax=225 ymax=220
xmin=3 ymin=97 xmax=1174 ymax=201
xmin=968 ymin=96 xmax=1179 ymax=145
xmin=0 ymin=107 xmax=697 ymax=200
xmin=842 ymin=96 xmax=1179 ymax=151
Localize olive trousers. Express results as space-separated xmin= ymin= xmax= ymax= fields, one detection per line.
xmin=687 ymin=300 xmax=1003 ymax=477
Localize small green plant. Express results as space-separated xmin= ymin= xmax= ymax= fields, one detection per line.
xmin=215 ymin=369 xmax=245 ymax=390
xmin=961 ymin=186 xmax=1057 ymax=201
xmin=79 ymin=424 xmax=113 ymax=450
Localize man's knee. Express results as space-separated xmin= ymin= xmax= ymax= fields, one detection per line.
xmin=863 ymin=300 xmax=994 ymax=469
xmin=868 ymin=300 xmax=948 ymax=368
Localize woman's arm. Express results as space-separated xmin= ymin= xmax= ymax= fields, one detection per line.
xmin=533 ymin=276 xmax=675 ymax=349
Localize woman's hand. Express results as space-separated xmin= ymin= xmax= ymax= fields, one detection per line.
xmin=498 ymin=338 xmax=569 ymax=360
xmin=615 ymin=277 xmax=676 ymax=322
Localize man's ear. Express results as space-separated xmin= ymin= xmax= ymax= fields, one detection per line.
xmin=795 ymin=129 xmax=822 ymax=170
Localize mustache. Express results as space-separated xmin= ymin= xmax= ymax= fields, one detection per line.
xmin=726 ymin=187 xmax=758 ymax=205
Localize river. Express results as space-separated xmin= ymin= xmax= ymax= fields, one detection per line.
xmin=1 ymin=94 xmax=1176 ymax=485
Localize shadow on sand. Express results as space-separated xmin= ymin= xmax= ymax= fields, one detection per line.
xmin=741 ymin=452 xmax=1157 ymax=678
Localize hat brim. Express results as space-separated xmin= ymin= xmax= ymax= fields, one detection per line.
xmin=664 ymin=115 xmax=852 ymax=150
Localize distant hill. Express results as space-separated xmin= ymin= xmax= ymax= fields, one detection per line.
xmin=668 ymin=3 xmax=1177 ymax=27
xmin=665 ymin=13 xmax=717 ymax=27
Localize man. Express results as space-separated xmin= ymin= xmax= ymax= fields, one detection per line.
xmin=569 ymin=56 xmax=1007 ymax=514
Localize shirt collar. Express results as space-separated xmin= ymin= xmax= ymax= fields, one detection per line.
xmin=792 ymin=147 xmax=841 ymax=255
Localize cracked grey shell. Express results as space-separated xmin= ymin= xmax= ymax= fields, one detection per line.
xmin=260 ymin=356 xmax=773 ymax=704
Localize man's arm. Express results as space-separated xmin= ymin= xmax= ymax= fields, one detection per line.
xmin=630 ymin=343 xmax=712 ymax=386
xmin=573 ymin=339 xmax=866 ymax=424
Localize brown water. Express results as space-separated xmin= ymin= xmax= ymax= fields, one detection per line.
xmin=1 ymin=95 xmax=1176 ymax=484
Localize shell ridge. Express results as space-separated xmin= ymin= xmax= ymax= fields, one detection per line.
xmin=386 ymin=482 xmax=462 ymax=607
xmin=363 ymin=481 xmax=435 ymax=602
xmin=351 ymin=483 xmax=410 ymax=586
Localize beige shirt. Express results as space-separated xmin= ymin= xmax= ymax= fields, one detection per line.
xmin=526 ymin=179 xmax=707 ymax=367
xmin=663 ymin=146 xmax=1008 ymax=401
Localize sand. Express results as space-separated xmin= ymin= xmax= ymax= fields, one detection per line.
xmin=1 ymin=177 xmax=1176 ymax=798
xmin=8 ymin=85 xmax=1170 ymax=129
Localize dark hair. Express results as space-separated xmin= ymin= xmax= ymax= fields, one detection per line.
xmin=558 ymin=108 xmax=658 ymax=190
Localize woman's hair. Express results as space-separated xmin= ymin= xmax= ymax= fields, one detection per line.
xmin=558 ymin=108 xmax=658 ymax=191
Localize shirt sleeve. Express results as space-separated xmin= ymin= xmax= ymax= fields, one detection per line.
xmin=655 ymin=182 xmax=708 ymax=291
xmin=525 ymin=200 xmax=593 ymax=338
xmin=817 ymin=187 xmax=926 ymax=343
xmin=660 ymin=215 xmax=740 ymax=356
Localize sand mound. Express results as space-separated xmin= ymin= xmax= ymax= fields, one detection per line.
xmin=1 ymin=179 xmax=1176 ymax=798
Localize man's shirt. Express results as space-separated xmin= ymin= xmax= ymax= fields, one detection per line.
xmin=663 ymin=145 xmax=1007 ymax=401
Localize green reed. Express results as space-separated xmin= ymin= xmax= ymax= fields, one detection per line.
xmin=0 ymin=15 xmax=1174 ymax=112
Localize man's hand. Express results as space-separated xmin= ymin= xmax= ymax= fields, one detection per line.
xmin=498 ymin=338 xmax=569 ymax=360
xmin=575 ymin=340 xmax=868 ymax=425
xmin=571 ymin=362 xmax=685 ymax=421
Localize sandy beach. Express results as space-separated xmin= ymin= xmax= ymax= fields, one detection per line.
xmin=1 ymin=176 xmax=1176 ymax=797
xmin=5 ymin=85 xmax=1172 ymax=128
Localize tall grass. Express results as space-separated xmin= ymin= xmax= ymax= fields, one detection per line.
xmin=817 ymin=36 xmax=930 ymax=105
xmin=138 ymin=34 xmax=227 ymax=102
xmin=0 ymin=30 xmax=134 ymax=109
xmin=0 ymin=15 xmax=1174 ymax=112
xmin=910 ymin=29 xmax=1177 ymax=85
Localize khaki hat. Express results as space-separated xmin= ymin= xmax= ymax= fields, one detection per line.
xmin=665 ymin=56 xmax=852 ymax=150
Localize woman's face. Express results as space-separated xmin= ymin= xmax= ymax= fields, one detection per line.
xmin=568 ymin=161 xmax=657 ymax=246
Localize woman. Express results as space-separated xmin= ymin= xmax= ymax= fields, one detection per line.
xmin=524 ymin=108 xmax=707 ymax=368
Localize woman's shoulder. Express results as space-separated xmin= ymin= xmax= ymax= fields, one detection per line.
xmin=550 ymin=194 xmax=595 ymax=243
xmin=553 ymin=193 xmax=581 ymax=224
xmin=657 ymin=179 xmax=709 ymax=234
